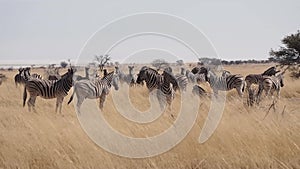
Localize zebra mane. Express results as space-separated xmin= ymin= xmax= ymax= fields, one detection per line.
xmin=147 ymin=67 xmax=159 ymax=74
xmin=56 ymin=68 xmax=73 ymax=81
xmin=102 ymin=71 xmax=114 ymax=82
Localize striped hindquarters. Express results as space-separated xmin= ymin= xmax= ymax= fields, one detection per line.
xmin=245 ymin=74 xmax=263 ymax=88
xmin=209 ymin=74 xmax=244 ymax=91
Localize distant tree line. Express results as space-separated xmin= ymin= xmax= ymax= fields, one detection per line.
xmin=195 ymin=57 xmax=271 ymax=66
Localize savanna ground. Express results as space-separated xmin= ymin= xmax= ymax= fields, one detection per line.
xmin=0 ymin=64 xmax=299 ymax=169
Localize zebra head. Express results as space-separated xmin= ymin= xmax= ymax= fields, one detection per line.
xmin=164 ymin=66 xmax=173 ymax=74
xmin=191 ymin=67 xmax=208 ymax=75
xmin=18 ymin=68 xmax=24 ymax=74
xmin=22 ymin=67 xmax=31 ymax=80
xmin=136 ymin=68 xmax=148 ymax=84
xmin=115 ymin=66 xmax=120 ymax=74
xmin=221 ymin=70 xmax=231 ymax=77
xmin=61 ymin=68 xmax=75 ymax=87
xmin=128 ymin=65 xmax=134 ymax=74
xmin=205 ymin=71 xmax=215 ymax=82
xmin=262 ymin=66 xmax=280 ymax=76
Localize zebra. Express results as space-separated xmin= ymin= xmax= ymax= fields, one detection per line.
xmin=14 ymin=68 xmax=25 ymax=87
xmin=23 ymin=67 xmax=43 ymax=80
xmin=67 ymin=71 xmax=119 ymax=113
xmin=136 ymin=67 xmax=178 ymax=110
xmin=164 ymin=67 xmax=188 ymax=92
xmin=136 ymin=67 xmax=161 ymax=92
xmin=15 ymin=68 xmax=43 ymax=87
xmin=245 ymin=66 xmax=280 ymax=91
xmin=185 ymin=69 xmax=206 ymax=84
xmin=73 ymin=67 xmax=90 ymax=81
xmin=157 ymin=70 xmax=178 ymax=110
xmin=22 ymin=68 xmax=74 ymax=113
xmin=103 ymin=69 xmax=108 ymax=77
xmin=191 ymin=66 xmax=208 ymax=75
xmin=180 ymin=67 xmax=186 ymax=75
xmin=46 ymin=67 xmax=61 ymax=80
xmin=115 ymin=66 xmax=127 ymax=84
xmin=126 ymin=66 xmax=136 ymax=86
xmin=115 ymin=65 xmax=136 ymax=86
xmin=257 ymin=73 xmax=284 ymax=100
xmin=262 ymin=66 xmax=280 ymax=76
xmin=221 ymin=70 xmax=231 ymax=77
xmin=205 ymin=70 xmax=245 ymax=97
xmin=0 ymin=73 xmax=6 ymax=86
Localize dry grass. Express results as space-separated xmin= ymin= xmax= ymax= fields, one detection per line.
xmin=0 ymin=64 xmax=299 ymax=169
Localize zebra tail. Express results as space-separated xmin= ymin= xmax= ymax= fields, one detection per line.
xmin=67 ymin=90 xmax=75 ymax=105
xmin=23 ymin=86 xmax=27 ymax=107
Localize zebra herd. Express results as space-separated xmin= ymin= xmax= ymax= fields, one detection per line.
xmin=13 ymin=65 xmax=285 ymax=114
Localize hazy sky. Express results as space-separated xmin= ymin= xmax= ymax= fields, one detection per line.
xmin=0 ymin=0 xmax=299 ymax=64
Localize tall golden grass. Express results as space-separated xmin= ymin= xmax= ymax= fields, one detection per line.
xmin=0 ymin=64 xmax=299 ymax=169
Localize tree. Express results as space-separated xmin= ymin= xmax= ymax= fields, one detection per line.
xmin=60 ymin=61 xmax=68 ymax=68
xmin=151 ymin=59 xmax=170 ymax=70
xmin=94 ymin=54 xmax=111 ymax=72
xmin=269 ymin=30 xmax=300 ymax=78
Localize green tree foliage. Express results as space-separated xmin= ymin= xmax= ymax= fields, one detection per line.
xmin=269 ymin=30 xmax=300 ymax=78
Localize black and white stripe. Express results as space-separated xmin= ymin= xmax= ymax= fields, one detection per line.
xmin=257 ymin=73 xmax=284 ymax=99
xmin=136 ymin=67 xmax=162 ymax=92
xmin=164 ymin=67 xmax=187 ymax=91
xmin=245 ymin=66 xmax=280 ymax=91
xmin=136 ymin=67 xmax=178 ymax=110
xmin=23 ymin=68 xmax=74 ymax=113
xmin=205 ymin=71 xmax=245 ymax=97
xmin=157 ymin=71 xmax=178 ymax=110
xmin=186 ymin=69 xmax=206 ymax=84
xmin=67 ymin=71 xmax=119 ymax=113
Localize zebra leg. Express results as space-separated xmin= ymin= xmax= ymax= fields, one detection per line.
xmin=56 ymin=97 xmax=64 ymax=114
xmin=76 ymin=96 xmax=84 ymax=114
xmin=257 ymin=85 xmax=264 ymax=104
xmin=213 ymin=89 xmax=219 ymax=98
xmin=28 ymin=96 xmax=37 ymax=112
xmin=166 ymin=95 xmax=173 ymax=110
xmin=156 ymin=90 xmax=165 ymax=110
xmin=99 ymin=93 xmax=106 ymax=110
xmin=277 ymin=89 xmax=281 ymax=99
xmin=265 ymin=88 xmax=271 ymax=98
xmin=236 ymin=87 xmax=243 ymax=98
